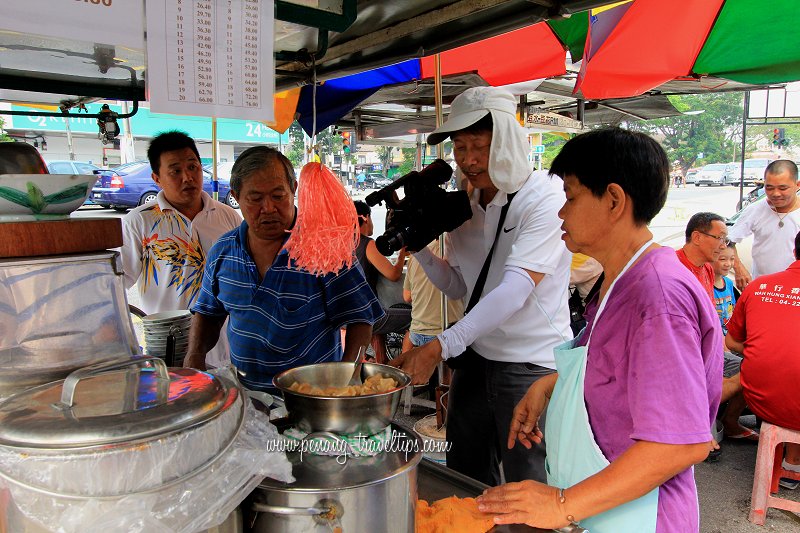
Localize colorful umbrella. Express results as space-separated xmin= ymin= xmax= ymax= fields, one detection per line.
xmin=278 ymin=13 xmax=592 ymax=136
xmin=575 ymin=0 xmax=800 ymax=99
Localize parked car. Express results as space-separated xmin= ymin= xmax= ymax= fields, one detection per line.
xmin=722 ymin=162 xmax=742 ymax=185
xmin=741 ymin=158 xmax=773 ymax=185
xmin=45 ymin=160 xmax=102 ymax=205
xmin=684 ymin=168 xmax=700 ymax=184
xmin=46 ymin=160 xmax=102 ymax=175
xmin=92 ymin=161 xmax=236 ymax=211
xmin=203 ymin=162 xmax=238 ymax=208
xmin=694 ymin=163 xmax=727 ymax=186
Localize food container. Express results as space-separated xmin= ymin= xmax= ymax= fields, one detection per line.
xmin=0 ymin=173 xmax=96 ymax=221
xmin=249 ymin=423 xmax=422 ymax=533
xmin=0 ymin=357 xmax=293 ymax=533
xmin=0 ymin=251 xmax=138 ymax=401
xmin=273 ymin=362 xmax=411 ymax=434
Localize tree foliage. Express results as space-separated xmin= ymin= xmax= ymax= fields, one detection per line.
xmin=0 ymin=118 xmax=10 ymax=142
xmin=398 ymin=147 xmax=417 ymax=175
xmin=375 ymin=146 xmax=394 ymax=176
xmin=627 ymin=92 xmax=744 ymax=174
xmin=285 ymin=122 xmax=305 ymax=168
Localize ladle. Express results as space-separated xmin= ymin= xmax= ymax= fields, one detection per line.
xmin=347 ymin=346 xmax=367 ymax=386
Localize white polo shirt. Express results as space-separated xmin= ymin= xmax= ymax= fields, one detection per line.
xmin=121 ymin=191 xmax=242 ymax=367
xmin=446 ymin=171 xmax=572 ymax=366
xmin=728 ymin=199 xmax=800 ymax=278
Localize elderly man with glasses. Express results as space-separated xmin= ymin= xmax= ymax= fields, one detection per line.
xmin=676 ymin=212 xmax=755 ymax=451
xmin=676 ymin=212 xmax=730 ymax=298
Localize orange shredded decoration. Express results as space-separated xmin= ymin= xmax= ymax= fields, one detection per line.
xmin=283 ymin=162 xmax=359 ymax=276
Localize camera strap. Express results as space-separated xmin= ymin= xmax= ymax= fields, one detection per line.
xmin=465 ymin=191 xmax=516 ymax=313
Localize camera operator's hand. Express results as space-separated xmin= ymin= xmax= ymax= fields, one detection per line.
xmin=388 ymin=339 xmax=442 ymax=385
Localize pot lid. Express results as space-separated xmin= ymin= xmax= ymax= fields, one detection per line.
xmin=0 ymin=357 xmax=238 ymax=449
xmin=258 ymin=424 xmax=423 ymax=491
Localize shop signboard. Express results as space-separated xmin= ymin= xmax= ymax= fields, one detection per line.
xmin=3 ymin=103 xmax=288 ymax=144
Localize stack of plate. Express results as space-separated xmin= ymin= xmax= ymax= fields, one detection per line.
xmin=141 ymin=311 xmax=192 ymax=366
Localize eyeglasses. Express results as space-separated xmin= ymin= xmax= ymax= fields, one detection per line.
xmin=697 ymin=231 xmax=730 ymax=245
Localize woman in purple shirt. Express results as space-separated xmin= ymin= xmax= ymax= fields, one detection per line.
xmin=478 ymin=128 xmax=722 ymax=532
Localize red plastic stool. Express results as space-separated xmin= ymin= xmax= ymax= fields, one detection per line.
xmin=748 ymin=421 xmax=800 ymax=525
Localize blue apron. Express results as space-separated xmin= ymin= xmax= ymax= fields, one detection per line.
xmin=545 ymin=241 xmax=659 ymax=533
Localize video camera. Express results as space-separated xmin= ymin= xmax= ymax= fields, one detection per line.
xmin=365 ymin=159 xmax=472 ymax=256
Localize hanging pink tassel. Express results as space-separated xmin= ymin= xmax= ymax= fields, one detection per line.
xmin=283 ymin=162 xmax=359 ymax=276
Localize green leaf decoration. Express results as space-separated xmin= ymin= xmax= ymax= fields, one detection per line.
xmin=0 ymin=186 xmax=33 ymax=208
xmin=44 ymin=184 xmax=89 ymax=204
xmin=26 ymin=182 xmax=46 ymax=213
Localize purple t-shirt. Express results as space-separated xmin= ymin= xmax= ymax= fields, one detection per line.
xmin=578 ymin=247 xmax=722 ymax=532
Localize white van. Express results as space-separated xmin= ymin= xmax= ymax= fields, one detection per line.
xmin=742 ymin=158 xmax=773 ymax=185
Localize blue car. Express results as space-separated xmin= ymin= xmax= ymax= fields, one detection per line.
xmin=91 ymin=161 xmax=237 ymax=211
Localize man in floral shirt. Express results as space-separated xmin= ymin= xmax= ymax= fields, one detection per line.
xmin=121 ymin=131 xmax=241 ymax=367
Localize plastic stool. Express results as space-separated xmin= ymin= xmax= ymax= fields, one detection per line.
xmin=748 ymin=421 xmax=800 ymax=525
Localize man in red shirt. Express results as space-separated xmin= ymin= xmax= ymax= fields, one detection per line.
xmin=726 ymin=231 xmax=800 ymax=489
xmin=676 ymin=212 xmax=728 ymax=298
xmin=677 ymin=213 xmax=753 ymax=443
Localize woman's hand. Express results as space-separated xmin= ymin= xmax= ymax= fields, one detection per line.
xmin=507 ymin=373 xmax=558 ymax=449
xmin=477 ymin=481 xmax=567 ymax=529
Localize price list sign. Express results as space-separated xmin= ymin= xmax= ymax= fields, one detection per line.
xmin=146 ymin=0 xmax=274 ymax=122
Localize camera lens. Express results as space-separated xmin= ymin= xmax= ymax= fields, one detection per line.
xmin=375 ymin=228 xmax=409 ymax=256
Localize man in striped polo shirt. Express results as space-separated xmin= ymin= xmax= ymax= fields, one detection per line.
xmin=185 ymin=147 xmax=383 ymax=392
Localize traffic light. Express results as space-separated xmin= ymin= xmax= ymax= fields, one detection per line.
xmin=342 ymin=131 xmax=351 ymax=153
xmin=773 ymin=128 xmax=786 ymax=146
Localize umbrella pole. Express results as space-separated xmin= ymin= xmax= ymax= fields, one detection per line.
xmin=212 ymin=117 xmax=219 ymax=201
xmin=433 ymin=53 xmax=449 ymax=422
xmin=739 ymin=92 xmax=749 ymax=208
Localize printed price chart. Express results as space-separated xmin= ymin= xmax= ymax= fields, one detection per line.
xmin=146 ymin=0 xmax=274 ymax=121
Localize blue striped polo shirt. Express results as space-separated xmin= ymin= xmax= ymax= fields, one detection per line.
xmin=193 ymin=222 xmax=384 ymax=392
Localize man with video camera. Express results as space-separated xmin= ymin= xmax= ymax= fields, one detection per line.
xmin=390 ymin=87 xmax=572 ymax=486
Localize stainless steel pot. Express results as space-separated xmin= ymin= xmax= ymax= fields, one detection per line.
xmin=249 ymin=423 xmax=422 ymax=533
xmin=0 ymin=357 xmax=263 ymax=533
xmin=0 ymin=356 xmax=243 ymax=498
xmin=273 ymin=362 xmax=411 ymax=434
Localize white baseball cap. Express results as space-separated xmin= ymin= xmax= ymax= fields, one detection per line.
xmin=427 ymin=86 xmax=531 ymax=193
xmin=427 ymin=87 xmax=518 ymax=145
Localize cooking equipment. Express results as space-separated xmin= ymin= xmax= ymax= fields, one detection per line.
xmin=346 ymin=345 xmax=367 ymax=386
xmin=273 ymin=362 xmax=411 ymax=434
xmin=0 ymin=251 xmax=138 ymax=401
xmin=0 ymin=357 xmax=243 ymax=496
xmin=0 ymin=358 xmax=292 ymax=533
xmin=249 ymin=422 xmax=422 ymax=533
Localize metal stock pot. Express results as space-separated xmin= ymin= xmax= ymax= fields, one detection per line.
xmin=249 ymin=423 xmax=422 ymax=533
xmin=0 ymin=357 xmax=250 ymax=532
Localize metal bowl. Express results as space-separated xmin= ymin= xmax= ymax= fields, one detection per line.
xmin=273 ymin=362 xmax=411 ymax=435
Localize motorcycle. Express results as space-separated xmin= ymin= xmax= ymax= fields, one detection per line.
xmin=736 ymin=180 xmax=764 ymax=212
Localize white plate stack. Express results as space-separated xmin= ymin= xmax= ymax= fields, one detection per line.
xmin=141 ymin=310 xmax=192 ymax=366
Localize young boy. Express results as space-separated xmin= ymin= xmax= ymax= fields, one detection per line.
xmin=713 ymin=243 xmax=740 ymax=335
